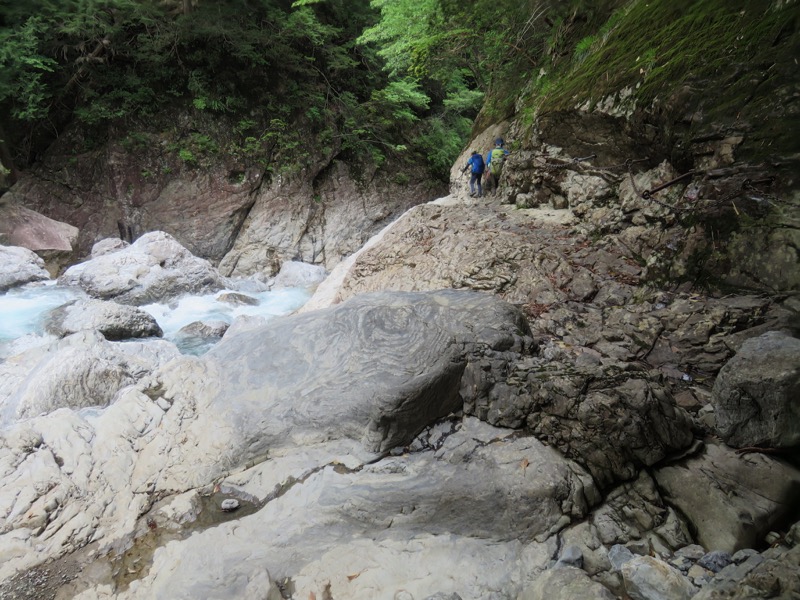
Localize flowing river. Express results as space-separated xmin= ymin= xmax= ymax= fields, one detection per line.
xmin=0 ymin=281 xmax=311 ymax=359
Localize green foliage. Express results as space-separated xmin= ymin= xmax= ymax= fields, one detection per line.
xmin=0 ymin=16 xmax=57 ymax=120
xmin=392 ymin=172 xmax=410 ymax=185
xmin=415 ymin=114 xmax=473 ymax=181
xmin=178 ymin=148 xmax=196 ymax=165
xmin=531 ymin=0 xmax=797 ymax=115
xmin=0 ymin=0 xmax=557 ymax=181
xmin=370 ymin=79 xmax=429 ymax=124
xmin=120 ymin=132 xmax=150 ymax=152
xmin=573 ymin=35 xmax=597 ymax=61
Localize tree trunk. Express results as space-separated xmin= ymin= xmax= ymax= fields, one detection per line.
xmin=0 ymin=122 xmax=19 ymax=187
xmin=183 ymin=0 xmax=192 ymax=15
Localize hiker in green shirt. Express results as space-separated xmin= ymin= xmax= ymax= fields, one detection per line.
xmin=485 ymin=138 xmax=509 ymax=195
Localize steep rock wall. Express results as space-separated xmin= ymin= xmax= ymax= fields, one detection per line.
xmin=489 ymin=0 xmax=800 ymax=292
xmin=4 ymin=119 xmax=444 ymax=276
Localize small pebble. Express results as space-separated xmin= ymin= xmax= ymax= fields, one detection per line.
xmin=220 ymin=499 xmax=240 ymax=512
xmin=765 ymin=531 xmax=782 ymax=545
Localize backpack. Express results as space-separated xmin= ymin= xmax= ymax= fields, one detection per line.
xmin=472 ymin=153 xmax=485 ymax=173
xmin=490 ymin=148 xmax=505 ymax=176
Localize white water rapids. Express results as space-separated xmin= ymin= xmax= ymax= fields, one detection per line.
xmin=0 ymin=281 xmax=311 ymax=359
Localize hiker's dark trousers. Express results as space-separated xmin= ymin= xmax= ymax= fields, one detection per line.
xmin=470 ymin=172 xmax=483 ymax=196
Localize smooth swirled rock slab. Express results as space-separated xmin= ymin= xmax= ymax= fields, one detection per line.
xmin=137 ymin=289 xmax=534 ymax=490
xmin=0 ymin=289 xmax=533 ymax=581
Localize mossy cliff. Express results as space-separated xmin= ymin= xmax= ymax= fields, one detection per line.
xmin=479 ymin=0 xmax=799 ymax=292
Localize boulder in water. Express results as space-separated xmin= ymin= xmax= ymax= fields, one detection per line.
xmin=44 ymin=298 xmax=163 ymax=340
xmin=59 ymin=231 xmax=226 ymax=305
xmin=0 ymin=245 xmax=50 ymax=291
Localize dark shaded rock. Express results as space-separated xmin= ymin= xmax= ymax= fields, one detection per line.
xmin=176 ymin=320 xmax=229 ymax=339
xmin=712 ymin=331 xmax=800 ymax=448
xmin=516 ymin=370 xmax=693 ymax=488
xmin=698 ymin=551 xmax=733 ymax=573
xmin=589 ymin=471 xmax=693 ymax=552
xmin=693 ymin=545 xmax=800 ymax=600
xmin=216 ymin=292 xmax=259 ymax=306
xmin=654 ymin=441 xmax=800 ymax=553
xmin=173 ymin=320 xmax=230 ymax=355
xmin=556 ymin=545 xmax=584 ymax=568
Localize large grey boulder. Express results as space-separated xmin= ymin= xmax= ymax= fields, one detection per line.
xmin=44 ymin=298 xmax=163 ymax=340
xmin=712 ymin=331 xmax=800 ymax=448
xmin=136 ymin=289 xmax=534 ymax=490
xmin=59 ymin=231 xmax=227 ymax=305
xmin=0 ymin=202 xmax=78 ymax=275
xmin=654 ymin=441 xmax=800 ymax=553
xmin=0 ymin=245 xmax=50 ymax=291
xmin=518 ymin=566 xmax=616 ymax=600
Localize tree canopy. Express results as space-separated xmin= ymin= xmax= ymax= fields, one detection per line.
xmin=0 ymin=0 xmax=563 ymax=183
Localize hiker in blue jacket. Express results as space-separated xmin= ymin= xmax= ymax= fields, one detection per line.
xmin=485 ymin=138 xmax=510 ymax=195
xmin=461 ymin=150 xmax=485 ymax=197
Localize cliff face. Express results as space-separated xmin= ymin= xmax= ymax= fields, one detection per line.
xmin=486 ymin=0 xmax=799 ymax=293
xmin=3 ymin=114 xmax=445 ymax=277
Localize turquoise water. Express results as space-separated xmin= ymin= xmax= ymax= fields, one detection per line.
xmin=0 ymin=283 xmax=311 ymax=356
xmin=0 ymin=282 xmax=86 ymax=344
xmin=140 ymin=288 xmax=311 ymax=354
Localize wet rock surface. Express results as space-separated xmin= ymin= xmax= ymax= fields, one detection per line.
xmin=44 ymin=298 xmax=163 ymax=340
xmin=0 ymin=246 xmax=50 ymax=291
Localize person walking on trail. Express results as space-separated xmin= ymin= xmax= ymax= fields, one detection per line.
xmin=461 ymin=150 xmax=485 ymax=197
xmin=485 ymin=138 xmax=509 ymax=194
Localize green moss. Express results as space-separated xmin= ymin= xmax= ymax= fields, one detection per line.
xmin=521 ymin=0 xmax=799 ymax=163
xmin=542 ymin=1 xmax=791 ymax=107
xmin=573 ymin=35 xmax=597 ymax=62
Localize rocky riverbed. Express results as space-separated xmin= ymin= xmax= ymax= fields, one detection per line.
xmin=1 ymin=159 xmax=799 ymax=598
